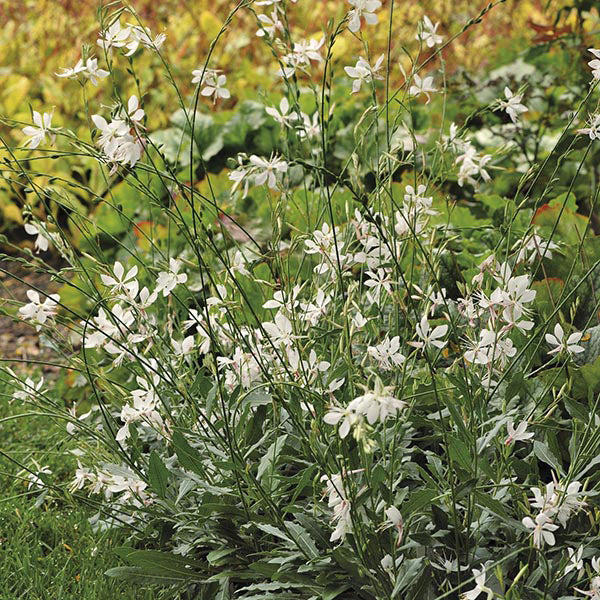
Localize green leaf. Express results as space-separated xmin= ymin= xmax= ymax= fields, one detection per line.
xmin=286 ymin=522 xmax=319 ymax=559
xmin=448 ymin=435 xmax=473 ymax=473
xmin=172 ymin=430 xmax=205 ymax=476
xmin=533 ymin=440 xmax=562 ymax=475
xmin=402 ymin=489 xmax=438 ymax=516
xmin=257 ymin=434 xmax=287 ymax=485
xmin=148 ymin=450 xmax=170 ymax=498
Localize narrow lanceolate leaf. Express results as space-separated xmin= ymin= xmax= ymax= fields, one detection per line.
xmin=257 ymin=434 xmax=288 ymax=485
xmin=533 ymin=440 xmax=562 ymax=475
xmin=172 ymin=430 xmax=205 ymax=476
xmin=148 ymin=450 xmax=170 ymax=498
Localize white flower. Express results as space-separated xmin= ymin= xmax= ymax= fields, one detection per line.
xmin=156 ymin=258 xmax=188 ymax=297
xmin=265 ymin=97 xmax=300 ymax=128
xmin=496 ymin=87 xmax=528 ymax=124
xmin=575 ymin=576 xmax=600 ymax=600
xmin=367 ymin=336 xmax=406 ymax=370
xmin=27 ymin=464 xmax=52 ymax=490
xmin=564 ymin=546 xmax=584 ymax=575
xmin=417 ymin=16 xmax=442 ymax=47
xmin=352 ymin=311 xmax=368 ymax=329
xmin=278 ymin=37 xmax=324 ymax=77
xmin=545 ymin=323 xmax=584 ymax=356
xmin=125 ymin=24 xmax=166 ymax=54
xmin=256 ymin=9 xmax=284 ymax=38
xmin=324 ymin=405 xmax=360 ymax=438
xmin=522 ymin=512 xmax=559 ymax=548
xmin=347 ymin=0 xmax=381 ymax=33
xmin=385 ymin=505 xmax=402 ymax=528
xmin=297 ymin=111 xmax=321 ymax=141
xmin=249 ymin=154 xmax=288 ymax=189
xmin=588 ymin=48 xmax=600 ymax=81
xmin=192 ymin=69 xmax=231 ymax=102
xmin=101 ymin=261 xmax=139 ymax=299
xmin=84 ymin=58 xmax=110 ymax=86
xmin=455 ymin=142 xmax=492 ymax=188
xmin=462 ymin=565 xmax=493 ymax=600
xmin=122 ymin=95 xmax=145 ymax=126
xmin=172 ymin=335 xmax=195 ymax=357
xmin=344 ymin=54 xmax=385 ymax=93
xmin=513 ymin=233 xmax=558 ymax=264
xmin=56 ymin=58 xmax=87 ymax=79
xmin=22 ymin=110 xmax=55 ymax=149
xmin=24 ymin=222 xmax=50 ymax=253
xmin=262 ymin=312 xmax=295 ymax=347
xmin=505 ymin=420 xmax=534 ymax=445
xmin=11 ymin=374 xmax=44 ymax=403
xmin=578 ymin=113 xmax=600 ymax=140
xmin=91 ymin=112 xmax=143 ymax=171
xmin=321 ymin=473 xmax=352 ymax=542
xmin=349 ymin=378 xmax=406 ymax=425
xmin=97 ymin=21 xmax=131 ymax=52
xmin=409 ymin=74 xmax=437 ymax=103
xmin=410 ymin=315 xmax=448 ymax=350
xmin=18 ymin=290 xmax=60 ymax=331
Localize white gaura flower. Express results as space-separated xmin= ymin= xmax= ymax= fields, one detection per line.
xmin=84 ymin=58 xmax=109 ymax=86
xmin=409 ymin=74 xmax=437 ymax=103
xmin=352 ymin=311 xmax=367 ymax=329
xmin=56 ymin=58 xmax=87 ymax=79
xmin=367 ymin=336 xmax=406 ymax=370
xmin=564 ymin=546 xmax=584 ymax=575
xmin=344 ymin=54 xmax=385 ymax=93
xmin=192 ymin=69 xmax=231 ymax=102
xmin=578 ymin=113 xmax=600 ymax=140
xmin=97 ymin=21 xmax=131 ymax=52
xmin=545 ymin=323 xmax=584 ymax=356
xmin=461 ymin=565 xmax=493 ymax=600
xmin=125 ymin=24 xmax=167 ymax=54
xmin=18 ymin=290 xmax=60 ymax=331
xmin=256 ymin=9 xmax=284 ymax=38
xmin=277 ymin=37 xmax=324 ymax=77
xmin=249 ymin=154 xmax=288 ymax=189
xmin=504 ymin=420 xmax=534 ymax=445
xmin=10 ymin=372 xmax=44 ymax=402
xmin=172 ymin=335 xmax=195 ymax=357
xmin=324 ymin=405 xmax=360 ymax=438
xmin=455 ymin=142 xmax=492 ymax=188
xmin=575 ymin=576 xmax=600 ymax=600
xmin=497 ymin=87 xmax=528 ymax=124
xmin=588 ymin=48 xmax=600 ymax=81
xmin=321 ymin=473 xmax=352 ymax=542
xmin=262 ymin=311 xmax=295 ymax=347
xmin=522 ymin=512 xmax=559 ymax=548
xmin=409 ymin=315 xmax=448 ymax=350
xmin=22 ymin=110 xmax=55 ymax=149
xmin=122 ymin=95 xmax=145 ymax=127
xmin=26 ymin=463 xmax=53 ymax=490
xmin=101 ymin=261 xmax=139 ymax=299
xmin=349 ymin=378 xmax=406 ymax=425
xmin=156 ymin=258 xmax=188 ymax=297
xmin=347 ymin=0 xmax=381 ymax=33
xmin=513 ymin=232 xmax=559 ymax=264
xmin=266 ymin=97 xmax=299 ymax=128
xmin=24 ymin=222 xmax=50 ymax=253
xmin=417 ymin=16 xmax=443 ymax=48
xmin=297 ymin=111 xmax=321 ymax=141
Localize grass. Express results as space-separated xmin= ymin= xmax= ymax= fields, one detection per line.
xmin=0 ymin=376 xmax=165 ymax=600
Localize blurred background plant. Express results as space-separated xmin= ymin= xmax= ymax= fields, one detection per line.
xmin=1 ymin=0 xmax=597 ymax=241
